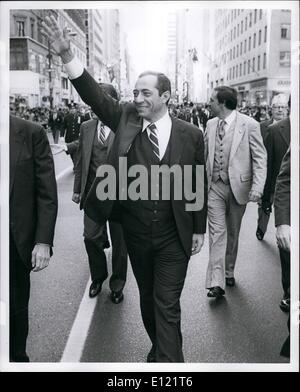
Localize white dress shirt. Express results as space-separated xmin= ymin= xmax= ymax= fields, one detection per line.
xmin=221 ymin=110 xmax=237 ymax=133
xmin=142 ymin=111 xmax=172 ymax=160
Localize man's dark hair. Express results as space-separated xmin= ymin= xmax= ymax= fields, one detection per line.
xmin=214 ymin=86 xmax=238 ymax=110
xmin=138 ymin=71 xmax=171 ymax=104
xmin=99 ymin=83 xmax=119 ymax=100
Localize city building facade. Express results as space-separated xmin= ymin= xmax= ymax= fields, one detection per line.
xmin=210 ymin=8 xmax=291 ymax=106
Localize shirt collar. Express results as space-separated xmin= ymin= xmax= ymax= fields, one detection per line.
xmin=222 ymin=110 xmax=236 ymax=127
xmin=142 ymin=110 xmax=171 ymax=133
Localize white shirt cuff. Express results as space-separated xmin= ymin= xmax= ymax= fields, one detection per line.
xmin=64 ymin=56 xmax=84 ymax=80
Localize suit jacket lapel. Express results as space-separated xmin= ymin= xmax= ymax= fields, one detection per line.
xmin=208 ymin=118 xmax=218 ymax=172
xmin=229 ymin=112 xmax=246 ymax=162
xmin=169 ymin=117 xmax=188 ymax=166
xmin=119 ymin=112 xmax=143 ymax=156
xmin=83 ymin=120 xmax=97 ymax=177
xmin=9 ymin=117 xmax=25 ymax=196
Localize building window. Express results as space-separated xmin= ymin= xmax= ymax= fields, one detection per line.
xmin=258 ymin=30 xmax=262 ymax=45
xmin=236 ymin=64 xmax=238 ymax=77
xmin=234 ymin=26 xmax=236 ymax=39
xmin=233 ymin=46 xmax=235 ymax=59
xmin=245 ymin=17 xmax=247 ymax=31
xmin=264 ymin=26 xmax=267 ymax=42
xmin=234 ymin=9 xmax=237 ymax=19
xmin=257 ymin=55 xmax=261 ymax=71
xmin=30 ymin=22 xmax=34 ymax=39
xmin=240 ymin=42 xmax=243 ymax=54
xmin=244 ymin=61 xmax=246 ymax=75
xmin=252 ymin=57 xmax=255 ymax=72
xmin=249 ymin=12 xmax=252 ymax=27
xmin=279 ymin=51 xmax=291 ymax=67
xmin=231 ymin=29 xmax=232 ymax=41
xmin=244 ymin=39 xmax=247 ymax=53
xmin=237 ymin=24 xmax=239 ymax=36
xmin=240 ymin=63 xmax=242 ymax=77
xmin=237 ymin=44 xmax=239 ymax=57
xmin=263 ymin=53 xmax=266 ymax=69
xmin=233 ymin=66 xmax=235 ymax=79
xmin=248 ymin=59 xmax=250 ymax=74
xmin=254 ymin=9 xmax=257 ymax=23
xmin=229 ymin=68 xmax=232 ymax=80
xmin=230 ymin=48 xmax=232 ymax=60
xmin=253 ymin=33 xmax=256 ymax=48
xmin=281 ymin=24 xmax=291 ymax=39
xmin=241 ymin=20 xmax=243 ymax=33
xmin=248 ymin=36 xmax=251 ymax=51
xmin=61 ymin=77 xmax=68 ymax=89
xmin=16 ymin=21 xmax=25 ymax=37
xmin=259 ymin=9 xmax=263 ymax=19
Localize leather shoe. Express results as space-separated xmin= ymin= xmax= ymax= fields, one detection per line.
xmin=279 ymin=298 xmax=290 ymax=313
xmin=226 ymin=277 xmax=235 ymax=287
xmin=110 ymin=290 xmax=124 ymax=304
xmin=89 ymin=280 xmax=102 ymax=298
xmin=146 ymin=346 xmax=156 ymax=362
xmin=256 ymin=227 xmax=264 ymax=241
xmin=207 ymin=286 xmax=225 ymax=298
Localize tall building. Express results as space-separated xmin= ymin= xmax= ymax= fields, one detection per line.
xmin=210 ymin=8 xmax=291 ymax=105
xmin=10 ymin=9 xmax=87 ymax=107
xmin=84 ymin=9 xmax=105 ymax=82
xmin=102 ymin=9 xmax=121 ymax=91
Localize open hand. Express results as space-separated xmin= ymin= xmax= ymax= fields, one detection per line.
xmin=41 ymin=15 xmax=75 ymax=62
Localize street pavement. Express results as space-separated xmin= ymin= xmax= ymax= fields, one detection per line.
xmin=27 ymin=136 xmax=289 ymax=365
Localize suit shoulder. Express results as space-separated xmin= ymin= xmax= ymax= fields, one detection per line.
xmin=206 ymin=117 xmax=218 ymax=128
xmin=10 ymin=115 xmax=44 ymax=135
xmin=174 ymin=117 xmax=200 ymax=134
xmin=237 ymin=111 xmax=259 ymax=127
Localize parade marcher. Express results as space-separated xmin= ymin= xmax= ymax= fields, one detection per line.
xmin=48 ymin=108 xmax=63 ymax=144
xmin=63 ymin=103 xmax=82 ymax=167
xmin=42 ymin=15 xmax=207 ymax=363
xmin=204 ymin=86 xmax=267 ymax=298
xmin=274 ymin=147 xmax=291 ymax=357
xmin=256 ymin=94 xmax=290 ymax=240
xmin=9 ymin=115 xmax=58 ymax=362
xmin=72 ymin=85 xmax=128 ymax=303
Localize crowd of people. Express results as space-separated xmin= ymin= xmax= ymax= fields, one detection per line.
xmin=8 ymin=15 xmax=292 ymax=365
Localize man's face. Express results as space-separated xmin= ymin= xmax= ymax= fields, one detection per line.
xmin=133 ymin=75 xmax=167 ymax=120
xmin=272 ymin=101 xmax=288 ymax=121
xmin=209 ymin=92 xmax=221 ymax=117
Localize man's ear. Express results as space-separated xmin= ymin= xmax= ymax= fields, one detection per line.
xmin=161 ymin=91 xmax=171 ymax=103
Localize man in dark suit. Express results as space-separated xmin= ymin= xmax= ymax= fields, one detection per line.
xmin=72 ymin=85 xmax=127 ymax=303
xmin=274 ymin=147 xmax=290 ymax=356
xmin=256 ymin=94 xmax=289 ymax=240
xmin=9 ymin=115 xmax=58 ymax=362
xmin=42 ymin=16 xmax=207 ymax=363
xmin=63 ymin=104 xmax=82 ymax=167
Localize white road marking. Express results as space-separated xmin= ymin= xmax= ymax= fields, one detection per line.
xmin=60 ymin=278 xmax=96 ymax=362
xmin=55 ymin=166 xmax=73 ymax=182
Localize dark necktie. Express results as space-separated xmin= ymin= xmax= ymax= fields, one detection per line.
xmin=148 ymin=123 xmax=160 ymax=159
xmin=218 ymin=119 xmax=226 ymax=140
xmin=98 ymin=122 xmax=106 ymax=144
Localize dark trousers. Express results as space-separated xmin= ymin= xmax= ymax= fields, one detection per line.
xmin=123 ymin=219 xmax=189 ymax=362
xmin=9 ymin=236 xmax=30 ymax=362
xmin=84 ymin=214 xmax=127 ymax=292
xmin=279 ymin=248 xmax=290 ymax=298
xmin=51 ymin=127 xmax=60 ymax=144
